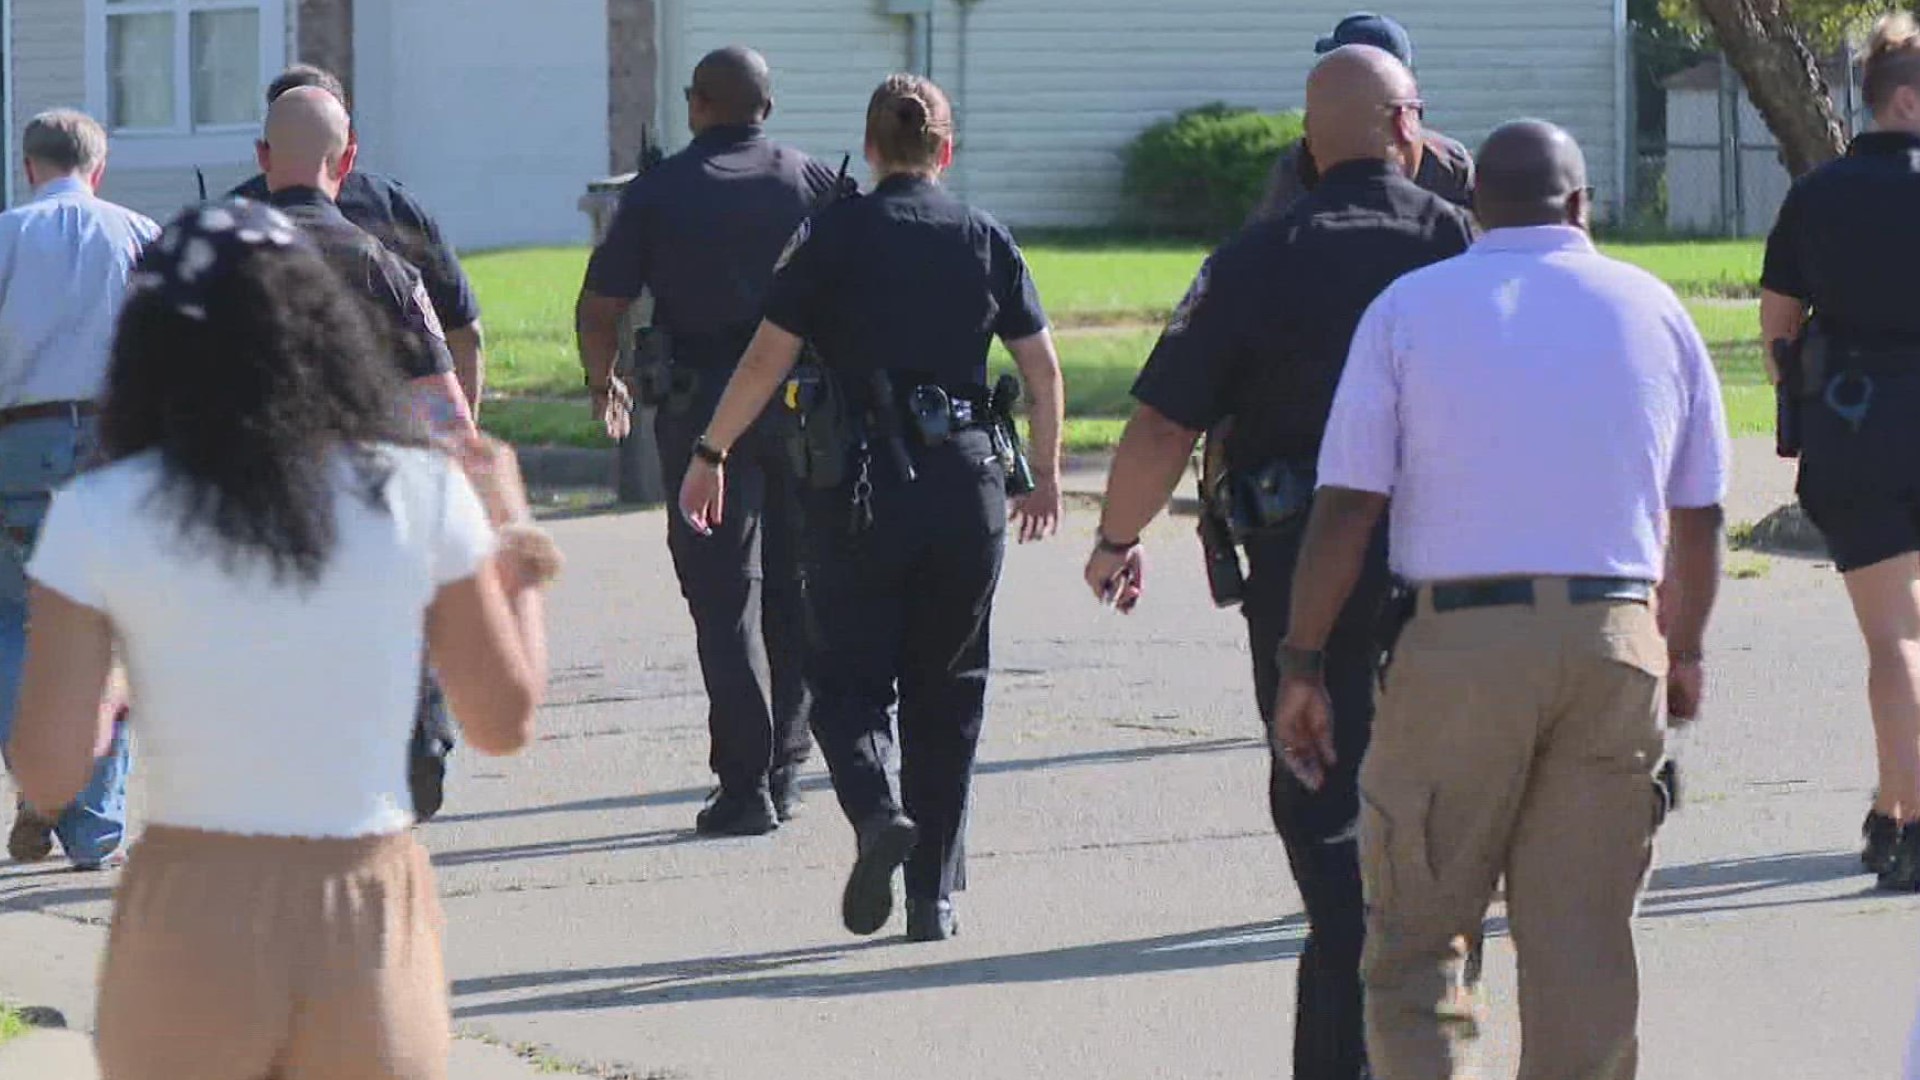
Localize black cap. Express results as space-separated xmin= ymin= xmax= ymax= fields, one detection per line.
xmin=1315 ymin=13 xmax=1415 ymax=70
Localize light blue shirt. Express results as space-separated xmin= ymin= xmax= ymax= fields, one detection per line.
xmin=0 ymin=177 xmax=160 ymax=409
xmin=1318 ymin=225 xmax=1732 ymax=584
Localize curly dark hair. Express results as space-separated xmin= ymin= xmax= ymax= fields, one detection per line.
xmin=102 ymin=241 xmax=427 ymax=583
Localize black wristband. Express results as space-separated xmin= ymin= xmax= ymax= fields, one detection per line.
xmin=1278 ymin=644 xmax=1326 ymax=681
xmin=1095 ymin=530 xmax=1140 ymax=554
xmin=692 ymin=436 xmax=728 ymax=467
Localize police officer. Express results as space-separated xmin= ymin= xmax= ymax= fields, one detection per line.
xmin=1764 ymin=12 xmax=1920 ymax=890
xmin=679 ymin=74 xmax=1064 ymax=941
xmin=577 ymin=47 xmax=841 ymax=836
xmin=1083 ymin=47 xmax=1472 ymax=1079
xmin=1247 ymin=12 xmax=1473 ymax=224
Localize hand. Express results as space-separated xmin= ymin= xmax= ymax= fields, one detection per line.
xmin=1084 ymin=543 xmax=1145 ymax=613
xmin=1668 ymin=657 xmax=1705 ymax=723
xmin=591 ymin=377 xmax=634 ymax=441
xmin=1011 ymin=477 xmax=1062 ymax=544
xmin=454 ymin=435 xmax=532 ymax=528
xmin=1272 ymin=677 xmax=1336 ymax=791
xmin=679 ymin=459 xmax=726 ymax=536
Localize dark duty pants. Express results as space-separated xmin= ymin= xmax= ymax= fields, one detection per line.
xmin=803 ymin=430 xmax=1007 ymax=900
xmin=655 ymin=379 xmax=814 ymax=798
xmin=1243 ymin=523 xmax=1391 ymax=1080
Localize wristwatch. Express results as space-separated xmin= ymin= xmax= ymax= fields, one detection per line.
xmin=1095 ymin=529 xmax=1140 ymax=554
xmin=1278 ymin=643 xmax=1326 ymax=682
xmin=691 ymin=435 xmax=729 ymax=467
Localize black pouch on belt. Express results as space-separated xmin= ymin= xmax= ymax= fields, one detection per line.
xmin=1375 ymin=581 xmax=1418 ymax=690
xmin=780 ymin=359 xmax=854 ymax=490
xmin=1228 ymin=460 xmax=1317 ymax=539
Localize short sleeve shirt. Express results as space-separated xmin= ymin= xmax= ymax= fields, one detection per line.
xmin=267 ymin=187 xmax=454 ymax=380
xmin=581 ymin=125 xmax=847 ymax=368
xmin=1762 ymin=131 xmax=1920 ymax=348
xmin=234 ymin=170 xmax=481 ymax=330
xmin=762 ymin=174 xmax=1047 ymax=389
xmin=1133 ymin=159 xmax=1474 ymax=467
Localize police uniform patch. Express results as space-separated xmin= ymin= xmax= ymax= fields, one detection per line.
xmin=414 ymin=280 xmax=445 ymax=340
xmin=775 ymin=220 xmax=811 ymax=273
xmin=1165 ymin=260 xmax=1211 ymax=337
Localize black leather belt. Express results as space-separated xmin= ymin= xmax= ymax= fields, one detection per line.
xmin=0 ymin=400 xmax=94 ymax=430
xmin=1428 ymin=576 xmax=1654 ymax=613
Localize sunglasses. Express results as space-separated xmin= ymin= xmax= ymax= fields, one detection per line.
xmin=1383 ymin=99 xmax=1426 ymax=120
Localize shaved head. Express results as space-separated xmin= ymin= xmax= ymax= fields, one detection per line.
xmin=690 ymin=46 xmax=773 ymax=128
xmin=1304 ymin=45 xmax=1422 ymax=172
xmin=1473 ymin=119 xmax=1589 ymax=229
xmin=261 ymin=85 xmax=354 ymax=196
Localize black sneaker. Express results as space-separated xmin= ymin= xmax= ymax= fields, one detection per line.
xmin=1864 ymin=810 xmax=1900 ymax=875
xmin=1877 ymin=823 xmax=1920 ymax=892
xmin=695 ymin=790 xmax=780 ymax=837
xmin=842 ymin=813 xmax=918 ymax=936
xmin=7 ymin=804 xmax=55 ymax=864
xmin=770 ymin=770 xmax=804 ymax=822
xmin=905 ymin=897 xmax=958 ymax=942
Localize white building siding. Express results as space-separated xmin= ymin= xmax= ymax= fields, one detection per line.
xmin=10 ymin=0 xmax=85 ymax=206
xmin=668 ymin=0 xmax=1624 ymax=228
xmin=353 ymin=0 xmax=609 ymax=251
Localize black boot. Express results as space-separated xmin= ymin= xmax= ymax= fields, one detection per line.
xmin=771 ymin=769 xmax=804 ymax=823
xmin=842 ymin=812 xmax=918 ymax=936
xmin=695 ymin=789 xmax=780 ymax=837
xmin=1876 ymin=822 xmax=1920 ymax=891
xmin=905 ymin=898 xmax=959 ymax=942
xmin=1864 ymin=809 xmax=1899 ymax=875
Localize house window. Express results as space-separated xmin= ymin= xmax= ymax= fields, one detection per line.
xmin=96 ymin=0 xmax=277 ymax=134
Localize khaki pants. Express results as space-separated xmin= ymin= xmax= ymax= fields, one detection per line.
xmin=1359 ymin=583 xmax=1668 ymax=1080
xmin=95 ymin=827 xmax=450 ymax=1080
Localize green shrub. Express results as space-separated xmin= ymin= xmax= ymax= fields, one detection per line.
xmin=1122 ymin=103 xmax=1305 ymax=237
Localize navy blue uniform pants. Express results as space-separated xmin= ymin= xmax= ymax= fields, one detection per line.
xmin=803 ymin=430 xmax=1007 ymax=900
xmin=1242 ymin=522 xmax=1390 ymax=1080
xmin=655 ymin=377 xmax=814 ymax=798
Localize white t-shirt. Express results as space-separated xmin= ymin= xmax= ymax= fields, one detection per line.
xmin=28 ymin=444 xmax=496 ymax=838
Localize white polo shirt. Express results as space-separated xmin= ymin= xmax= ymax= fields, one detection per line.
xmin=1317 ymin=225 xmax=1730 ymax=584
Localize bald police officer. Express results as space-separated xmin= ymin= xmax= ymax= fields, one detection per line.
xmin=1085 ymin=47 xmax=1473 ymax=1080
xmin=577 ymin=47 xmax=843 ymax=836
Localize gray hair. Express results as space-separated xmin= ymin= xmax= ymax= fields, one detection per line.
xmin=23 ymin=109 xmax=108 ymax=175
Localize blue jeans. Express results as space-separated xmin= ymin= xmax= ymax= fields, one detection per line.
xmin=0 ymin=413 xmax=131 ymax=862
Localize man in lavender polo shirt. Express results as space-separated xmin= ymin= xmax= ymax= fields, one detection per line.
xmin=1273 ymin=121 xmax=1729 ymax=1079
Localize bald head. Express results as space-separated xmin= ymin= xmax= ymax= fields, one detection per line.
xmin=260 ymin=86 xmax=354 ymax=197
xmin=1473 ymin=120 xmax=1589 ymax=230
xmin=1304 ymin=45 xmax=1422 ymax=172
xmin=690 ymin=47 xmax=773 ymax=130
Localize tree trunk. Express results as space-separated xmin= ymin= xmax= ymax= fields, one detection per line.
xmin=1691 ymin=0 xmax=1848 ymax=177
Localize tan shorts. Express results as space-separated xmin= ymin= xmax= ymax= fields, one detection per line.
xmin=95 ymin=826 xmax=450 ymax=1080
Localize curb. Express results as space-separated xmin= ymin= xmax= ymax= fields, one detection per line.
xmin=1744 ymin=502 xmax=1827 ymax=558
xmin=515 ymin=446 xmax=615 ymax=492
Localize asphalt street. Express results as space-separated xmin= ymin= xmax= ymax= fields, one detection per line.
xmin=3 ymin=438 xmax=1918 ymax=1078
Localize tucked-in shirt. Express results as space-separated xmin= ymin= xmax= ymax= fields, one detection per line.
xmin=233 ymin=170 xmax=481 ymax=330
xmin=584 ymin=124 xmax=847 ymax=368
xmin=1762 ymin=130 xmax=1920 ymax=350
xmin=268 ymin=187 xmax=454 ymax=380
xmin=1319 ymin=225 xmax=1731 ymax=584
xmin=0 ymin=178 xmax=160 ymax=408
xmin=29 ymin=445 xmax=495 ymax=838
xmin=1248 ymin=131 xmax=1476 ymax=226
xmin=764 ymin=173 xmax=1047 ymax=390
xmin=1132 ymin=159 xmax=1474 ymax=468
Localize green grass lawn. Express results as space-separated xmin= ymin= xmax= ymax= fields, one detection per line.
xmin=0 ymin=1004 xmax=28 ymax=1047
xmin=467 ymin=241 xmax=1770 ymax=449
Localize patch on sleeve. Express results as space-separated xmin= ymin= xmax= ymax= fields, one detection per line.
xmin=414 ymin=279 xmax=445 ymax=340
xmin=1164 ymin=260 xmax=1212 ymax=337
xmin=774 ymin=220 xmax=811 ymax=273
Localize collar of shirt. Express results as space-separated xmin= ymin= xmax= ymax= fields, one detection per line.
xmin=693 ymin=123 xmax=765 ymax=149
xmin=875 ymin=173 xmax=939 ymax=196
xmin=268 ymin=185 xmax=338 ymax=209
xmin=1471 ymin=224 xmax=1594 ymax=256
xmin=1315 ymin=158 xmax=1400 ymax=190
xmin=1849 ymin=130 xmax=1920 ymax=158
xmin=32 ymin=176 xmax=93 ymax=202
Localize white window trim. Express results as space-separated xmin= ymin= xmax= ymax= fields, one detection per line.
xmin=83 ymin=0 xmax=286 ymax=170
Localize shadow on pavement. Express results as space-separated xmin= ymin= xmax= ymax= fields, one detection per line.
xmin=1638 ymin=850 xmax=1880 ymax=917
xmin=0 ymin=882 xmax=115 ymax=914
xmin=432 ymin=736 xmax=1261 ymax=826
xmin=432 ymin=828 xmax=703 ymax=868
xmin=451 ymin=916 xmax=1305 ymax=1019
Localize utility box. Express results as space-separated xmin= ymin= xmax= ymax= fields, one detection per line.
xmin=579 ymin=175 xmax=666 ymax=505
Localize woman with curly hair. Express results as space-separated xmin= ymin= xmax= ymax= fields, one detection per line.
xmin=4 ymin=199 xmax=554 ymax=1080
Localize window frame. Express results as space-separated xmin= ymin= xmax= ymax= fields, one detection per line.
xmin=83 ymin=0 xmax=287 ymax=169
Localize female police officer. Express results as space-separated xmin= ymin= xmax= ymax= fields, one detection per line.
xmin=679 ymin=74 xmax=1064 ymax=941
xmin=1764 ymin=13 xmax=1920 ymax=890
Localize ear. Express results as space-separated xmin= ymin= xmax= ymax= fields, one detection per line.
xmin=22 ymin=158 xmax=36 ymax=188
xmin=762 ymin=96 xmax=776 ymax=124
xmin=337 ymin=141 xmax=358 ymax=179
xmin=87 ymin=162 xmax=107 ymax=191
xmin=255 ymin=139 xmax=271 ymax=174
xmin=1567 ymin=188 xmax=1590 ymax=230
xmin=937 ymin=139 xmax=955 ymax=171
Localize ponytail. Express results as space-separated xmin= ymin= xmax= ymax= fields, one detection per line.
xmin=866 ymin=74 xmax=953 ymax=173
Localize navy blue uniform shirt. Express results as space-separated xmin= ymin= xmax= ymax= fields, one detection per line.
xmin=583 ymin=124 xmax=845 ymax=369
xmin=1763 ymin=131 xmax=1920 ymax=350
xmin=268 ymin=186 xmax=455 ymax=380
xmin=1131 ymin=159 xmax=1473 ymax=467
xmin=763 ymin=174 xmax=1047 ymax=390
xmin=234 ymin=170 xmax=481 ymax=331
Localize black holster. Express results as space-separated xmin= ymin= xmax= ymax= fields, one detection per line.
xmin=1375 ymin=582 xmax=1417 ymax=690
xmin=780 ymin=357 xmax=855 ymax=490
xmin=631 ymin=327 xmax=702 ymax=416
xmin=1227 ymin=460 xmax=1317 ymax=539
